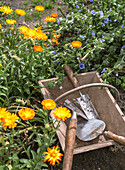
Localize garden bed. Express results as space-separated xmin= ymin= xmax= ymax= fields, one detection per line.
xmin=0 ymin=0 xmax=125 ymax=169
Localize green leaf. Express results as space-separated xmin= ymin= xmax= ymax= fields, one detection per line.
xmin=31 ymin=150 xmax=37 ymax=160
xmin=0 ymin=85 xmax=8 ymax=91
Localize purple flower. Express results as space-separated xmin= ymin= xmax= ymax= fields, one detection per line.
xmin=57 ymin=61 xmax=61 ymax=64
xmin=66 ymin=14 xmax=69 ymax=19
xmin=101 ymin=68 xmax=105 ymax=74
xmin=101 ymin=23 xmax=105 ymax=27
xmin=76 ymin=5 xmax=80 ymax=9
xmin=91 ymin=10 xmax=96 ymax=15
xmin=90 ymin=0 xmax=93 ymax=2
xmin=79 ymin=63 xmax=85 ymax=69
xmin=92 ymin=31 xmax=95 ymax=36
xmin=121 ymin=24 xmax=124 ymax=28
xmin=102 ymin=39 xmax=105 ymax=42
xmin=122 ymin=45 xmax=125 ymax=48
xmin=52 ymin=58 xmax=56 ymax=61
xmin=104 ymin=18 xmax=109 ymax=23
xmin=89 ymin=25 xmax=92 ymax=27
xmin=57 ymin=19 xmax=61 ymax=25
xmin=99 ymin=11 xmax=104 ymax=17
xmin=83 ymin=3 xmax=84 ymax=7
xmin=79 ymin=35 xmax=84 ymax=38
xmin=52 ymin=51 xmax=55 ymax=54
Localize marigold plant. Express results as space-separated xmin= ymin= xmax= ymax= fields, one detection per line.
xmin=71 ymin=41 xmax=82 ymax=47
xmin=6 ymin=19 xmax=16 ymax=25
xmin=2 ymin=113 xmax=19 ymax=129
xmin=15 ymin=9 xmax=26 ymax=16
xmin=0 ymin=6 xmax=13 ymax=15
xmin=44 ymin=16 xmax=56 ymax=22
xmin=35 ymin=5 xmax=45 ymax=11
xmin=44 ymin=145 xmax=63 ymax=166
xmin=33 ymin=45 xmax=43 ymax=52
xmin=53 ymin=106 xmax=71 ymax=121
xmin=51 ymin=13 xmax=58 ymax=18
xmin=18 ymin=107 xmax=35 ymax=120
xmin=41 ymin=99 xmax=56 ymax=110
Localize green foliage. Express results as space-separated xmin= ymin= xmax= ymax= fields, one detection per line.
xmin=0 ymin=106 xmax=58 ymax=169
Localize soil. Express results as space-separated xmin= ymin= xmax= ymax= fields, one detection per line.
xmin=1 ymin=0 xmax=125 ymax=169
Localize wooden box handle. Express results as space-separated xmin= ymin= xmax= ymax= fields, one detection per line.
xmin=104 ymin=131 xmax=125 ymax=146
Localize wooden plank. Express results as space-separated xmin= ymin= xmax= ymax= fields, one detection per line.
xmin=73 ymin=140 xmax=115 ymax=155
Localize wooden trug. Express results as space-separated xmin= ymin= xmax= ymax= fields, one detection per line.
xmin=38 ymin=72 xmax=125 ymax=154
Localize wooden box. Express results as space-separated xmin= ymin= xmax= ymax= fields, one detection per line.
xmin=38 ymin=72 xmax=125 ymax=154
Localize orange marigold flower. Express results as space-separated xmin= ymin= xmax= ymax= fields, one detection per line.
xmin=0 ymin=6 xmax=13 ymax=15
xmin=44 ymin=16 xmax=56 ymax=22
xmin=2 ymin=113 xmax=19 ymax=129
xmin=10 ymin=26 xmax=14 ymax=30
xmin=71 ymin=41 xmax=82 ymax=47
xmin=18 ymin=107 xmax=35 ymax=120
xmin=44 ymin=145 xmax=63 ymax=166
xmin=52 ymin=32 xmax=61 ymax=39
xmin=53 ymin=106 xmax=71 ymax=121
xmin=6 ymin=19 xmax=16 ymax=25
xmin=35 ymin=5 xmax=45 ymax=11
xmin=41 ymin=99 xmax=56 ymax=110
xmin=52 ymin=38 xmax=59 ymax=45
xmin=15 ymin=9 xmax=26 ymax=16
xmin=51 ymin=13 xmax=58 ymax=18
xmin=33 ymin=45 xmax=43 ymax=52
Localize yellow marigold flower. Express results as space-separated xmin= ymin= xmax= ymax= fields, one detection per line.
xmin=33 ymin=45 xmax=43 ymax=52
xmin=44 ymin=16 xmax=56 ymax=22
xmin=51 ymin=13 xmax=58 ymax=18
xmin=0 ymin=107 xmax=11 ymax=122
xmin=8 ymin=42 xmax=11 ymax=46
xmin=0 ymin=24 xmax=1 ymax=28
xmin=15 ymin=9 xmax=26 ymax=16
xmin=44 ymin=145 xmax=63 ymax=166
xmin=41 ymin=99 xmax=56 ymax=110
xmin=53 ymin=106 xmax=71 ymax=121
xmin=35 ymin=5 xmax=45 ymax=11
xmin=6 ymin=19 xmax=16 ymax=25
xmin=35 ymin=30 xmax=48 ymax=41
xmin=0 ymin=63 xmax=2 ymax=67
xmin=2 ymin=113 xmax=19 ymax=129
xmin=18 ymin=107 xmax=35 ymax=120
xmin=24 ymin=28 xmax=36 ymax=39
xmin=19 ymin=26 xmax=28 ymax=34
xmin=0 ymin=6 xmax=13 ymax=15
xmin=71 ymin=41 xmax=82 ymax=47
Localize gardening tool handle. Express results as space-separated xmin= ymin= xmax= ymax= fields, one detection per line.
xmin=104 ymin=131 xmax=125 ymax=146
xmin=62 ymin=118 xmax=77 ymax=170
xmin=64 ymin=65 xmax=79 ymax=88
